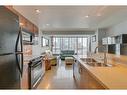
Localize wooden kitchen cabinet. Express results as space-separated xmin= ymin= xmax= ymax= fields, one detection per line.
xmin=19 ymin=12 xmax=39 ymax=35
xmin=5 ymin=6 xmax=39 ymax=35
xmin=33 ymin=25 xmax=39 ymax=35
xmin=43 ymin=58 xmax=52 ymax=71
xmin=80 ymin=64 xmax=105 ymax=89
xmin=21 ymin=63 xmax=29 ymax=89
xmin=73 ymin=61 xmax=88 ymax=89
xmin=19 ymin=15 xmax=35 ymax=33
xmin=79 ymin=64 xmax=89 ymax=89
xmin=73 ymin=60 xmax=81 ymax=88
xmin=27 ymin=21 xmax=34 ymax=33
xmin=19 ymin=16 xmax=39 ymax=35
xmin=19 ymin=15 xmax=27 ymax=29
xmin=73 ymin=60 xmax=105 ymax=89
xmin=87 ymin=72 xmax=105 ymax=89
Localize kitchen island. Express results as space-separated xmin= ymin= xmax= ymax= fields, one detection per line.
xmin=73 ymin=54 xmax=127 ymax=89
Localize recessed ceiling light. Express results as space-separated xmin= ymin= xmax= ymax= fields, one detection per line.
xmin=46 ymin=24 xmax=50 ymax=26
xmin=85 ymin=15 xmax=89 ymax=18
xmin=35 ymin=9 xmax=40 ymax=13
xmin=19 ymin=22 xmax=24 ymax=26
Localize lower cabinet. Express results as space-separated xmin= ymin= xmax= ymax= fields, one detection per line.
xmin=80 ymin=65 xmax=89 ymax=89
xmin=21 ymin=64 xmax=29 ymax=89
xmin=73 ymin=60 xmax=106 ymax=89
xmin=73 ymin=60 xmax=81 ymax=88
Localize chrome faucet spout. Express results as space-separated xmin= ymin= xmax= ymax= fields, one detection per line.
xmin=94 ymin=45 xmax=107 ymax=65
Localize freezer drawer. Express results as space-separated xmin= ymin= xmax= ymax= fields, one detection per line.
xmin=0 ymin=54 xmax=20 ymax=89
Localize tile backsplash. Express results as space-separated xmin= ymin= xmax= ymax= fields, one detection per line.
xmin=23 ymin=45 xmax=32 ymax=56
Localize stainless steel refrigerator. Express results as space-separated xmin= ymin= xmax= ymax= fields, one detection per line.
xmin=0 ymin=6 xmax=23 ymax=89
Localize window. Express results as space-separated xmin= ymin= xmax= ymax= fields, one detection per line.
xmin=53 ymin=38 xmax=60 ymax=53
xmin=62 ymin=38 xmax=69 ymax=50
xmin=77 ymin=37 xmax=83 ymax=55
xmin=52 ymin=36 xmax=89 ymax=55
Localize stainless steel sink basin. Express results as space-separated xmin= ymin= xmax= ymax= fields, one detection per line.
xmin=80 ymin=58 xmax=115 ymax=67
xmin=80 ymin=58 xmax=96 ymax=62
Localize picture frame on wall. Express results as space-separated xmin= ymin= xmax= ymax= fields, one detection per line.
xmin=92 ymin=35 xmax=96 ymax=42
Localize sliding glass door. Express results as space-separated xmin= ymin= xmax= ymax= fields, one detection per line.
xmin=52 ymin=36 xmax=88 ymax=55
xmin=52 ymin=37 xmax=61 ymax=53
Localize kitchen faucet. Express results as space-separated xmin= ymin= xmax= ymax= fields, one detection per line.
xmin=94 ymin=45 xmax=107 ymax=65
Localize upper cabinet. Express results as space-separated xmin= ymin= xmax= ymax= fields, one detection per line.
xmin=102 ymin=38 xmax=108 ymax=45
xmin=102 ymin=34 xmax=127 ymax=55
xmin=115 ymin=34 xmax=127 ymax=44
xmin=19 ymin=15 xmax=27 ymax=29
xmin=108 ymin=37 xmax=115 ymax=44
xmin=102 ymin=37 xmax=115 ymax=45
xmin=19 ymin=15 xmax=38 ymax=35
xmin=5 ymin=6 xmax=39 ymax=35
xmin=102 ymin=34 xmax=127 ymax=45
xmin=33 ymin=25 xmax=38 ymax=35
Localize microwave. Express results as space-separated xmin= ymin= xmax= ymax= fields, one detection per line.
xmin=22 ymin=30 xmax=33 ymax=45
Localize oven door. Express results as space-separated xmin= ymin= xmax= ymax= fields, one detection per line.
xmin=29 ymin=62 xmax=43 ymax=89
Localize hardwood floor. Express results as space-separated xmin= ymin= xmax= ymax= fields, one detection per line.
xmin=37 ymin=60 xmax=76 ymax=89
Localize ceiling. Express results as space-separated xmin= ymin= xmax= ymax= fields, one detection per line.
xmin=13 ymin=6 xmax=127 ymax=32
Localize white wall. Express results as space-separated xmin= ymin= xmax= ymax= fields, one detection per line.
xmin=90 ymin=19 xmax=127 ymax=55
xmin=32 ymin=30 xmax=51 ymax=56
xmin=90 ymin=30 xmax=98 ymax=52
xmin=90 ymin=19 xmax=127 ymax=53
xmin=106 ymin=20 xmax=127 ymax=37
xmin=90 ymin=28 xmax=107 ymax=52
xmin=41 ymin=35 xmax=51 ymax=52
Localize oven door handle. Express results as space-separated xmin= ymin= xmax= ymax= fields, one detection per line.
xmin=31 ymin=62 xmax=42 ymax=68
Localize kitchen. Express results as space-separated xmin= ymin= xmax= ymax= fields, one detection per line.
xmin=1 ymin=5 xmax=127 ymax=91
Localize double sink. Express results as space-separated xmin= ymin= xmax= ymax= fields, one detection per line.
xmin=80 ymin=58 xmax=115 ymax=67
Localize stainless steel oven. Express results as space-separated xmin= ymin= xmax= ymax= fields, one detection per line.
xmin=28 ymin=56 xmax=43 ymax=89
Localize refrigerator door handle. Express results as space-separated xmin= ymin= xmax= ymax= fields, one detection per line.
xmin=15 ymin=52 xmax=22 ymax=75
xmin=15 ymin=27 xmax=23 ymax=77
xmin=19 ymin=27 xmax=23 ymax=76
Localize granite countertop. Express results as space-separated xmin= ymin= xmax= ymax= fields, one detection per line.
xmin=73 ymin=55 xmax=127 ymax=89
